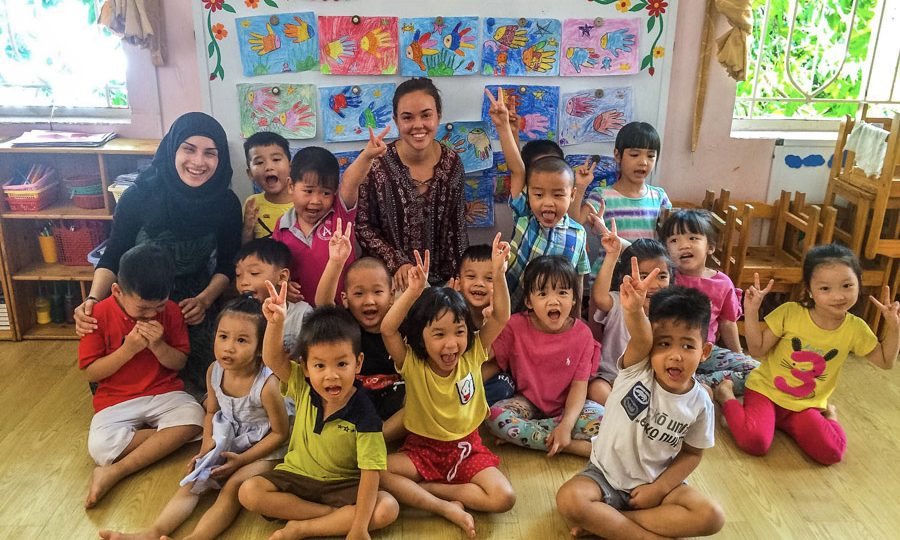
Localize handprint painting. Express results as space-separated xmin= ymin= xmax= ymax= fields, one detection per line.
xmin=399 ymin=17 xmax=479 ymax=76
xmin=235 ymin=12 xmax=319 ymax=76
xmin=560 ymin=18 xmax=640 ymax=76
xmin=559 ymin=87 xmax=633 ymax=145
xmin=464 ymin=176 xmax=495 ymax=227
xmin=318 ymin=16 xmax=399 ymax=75
xmin=564 ymin=154 xmax=619 ymax=192
xmin=435 ymin=121 xmax=493 ymax=174
xmin=319 ymin=83 xmax=398 ymax=142
xmin=481 ymin=17 xmax=561 ymax=77
xmin=238 ymin=83 xmax=317 ymax=139
xmin=481 ymin=85 xmax=560 ymax=142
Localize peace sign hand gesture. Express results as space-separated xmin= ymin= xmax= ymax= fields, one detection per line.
xmin=744 ymin=272 xmax=774 ymax=314
xmin=620 ymin=256 xmax=660 ymax=313
xmin=484 ymin=87 xmax=510 ymax=129
xmin=407 ymin=249 xmax=430 ymax=296
xmin=869 ymin=285 xmax=900 ymax=330
xmin=575 ymin=156 xmax=598 ymax=193
xmin=328 ymin=217 xmax=353 ymax=264
xmin=361 ymin=126 xmax=391 ymax=160
xmin=262 ymin=280 xmax=288 ymax=324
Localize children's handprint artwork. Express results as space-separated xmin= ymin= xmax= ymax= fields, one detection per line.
xmin=560 ymin=18 xmax=639 ymax=76
xmin=400 ymin=17 xmax=479 ymax=76
xmin=436 ymin=122 xmax=493 ymax=173
xmin=334 ymin=150 xmax=362 ymax=178
xmin=319 ymin=83 xmax=398 ymax=143
xmin=235 ymin=12 xmax=319 ymax=76
xmin=487 ymin=151 xmax=511 ymax=203
xmin=564 ymin=154 xmax=619 ymax=192
xmin=318 ymin=16 xmax=399 ymax=75
xmin=238 ymin=83 xmax=316 ymax=139
xmin=481 ymin=85 xmax=560 ymax=142
xmin=481 ymin=17 xmax=561 ymax=77
xmin=464 ymin=175 xmax=495 ymax=227
xmin=559 ymin=87 xmax=633 ymax=145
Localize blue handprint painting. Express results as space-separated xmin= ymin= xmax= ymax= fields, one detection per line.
xmin=318 ymin=83 xmax=398 ymax=143
xmin=560 ymin=18 xmax=640 ymax=76
xmin=436 ymin=121 xmax=493 ymax=174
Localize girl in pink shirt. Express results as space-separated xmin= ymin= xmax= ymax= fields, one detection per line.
xmin=485 ymin=256 xmax=602 ymax=457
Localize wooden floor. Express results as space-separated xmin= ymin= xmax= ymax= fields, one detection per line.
xmin=2 ymin=340 xmax=900 ymax=539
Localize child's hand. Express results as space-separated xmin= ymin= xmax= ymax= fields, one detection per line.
xmin=328 ymin=217 xmax=354 ymax=264
xmin=575 ymin=157 xmax=597 ymax=193
xmin=360 ymin=126 xmax=390 ymax=160
xmin=546 ymin=425 xmax=571 ymax=457
xmin=629 ymin=483 xmax=667 ymax=509
xmin=123 ymin=324 xmax=149 ymax=353
xmin=135 ymin=320 xmax=164 ymax=349
xmin=585 ymin=198 xmax=607 ymax=236
xmin=179 ymin=296 xmax=209 ymax=326
xmin=596 ymin=217 xmax=623 ymax=258
xmin=620 ymin=256 xmax=660 ymax=313
xmin=446 ymin=277 xmax=461 ymax=290
xmin=484 ymin=87 xmax=510 ymax=129
xmin=262 ymin=280 xmax=288 ymax=324
xmin=491 ymin=232 xmax=511 ymax=274
xmin=211 ymin=451 xmax=245 ymax=479
xmin=869 ymin=285 xmax=900 ymax=329
xmin=286 ymin=281 xmax=304 ymax=304
xmin=243 ymin=198 xmax=259 ymax=234
xmin=744 ymin=272 xmax=774 ymax=313
xmin=406 ymin=250 xmax=430 ymax=296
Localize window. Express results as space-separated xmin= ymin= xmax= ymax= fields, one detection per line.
xmin=734 ymin=0 xmax=900 ymax=130
xmin=0 ymin=0 xmax=129 ymax=118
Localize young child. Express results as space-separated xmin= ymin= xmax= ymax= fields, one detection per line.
xmin=572 ymin=121 xmax=672 ymax=273
xmin=556 ymin=270 xmax=724 ymax=540
xmin=79 ymin=244 xmax=204 ymax=509
xmin=662 ymin=209 xmax=759 ymax=393
xmin=234 ymin=238 xmax=312 ymax=355
xmin=239 ymin=295 xmax=399 ymax=539
xmin=485 ymin=255 xmax=602 ymax=457
xmin=273 ymin=127 xmax=389 ymax=306
xmin=99 ymin=297 xmax=289 ymax=540
xmin=589 ymin=232 xmax=672 ymax=405
xmin=242 ymin=131 xmax=294 ymax=243
xmin=485 ymin=88 xmax=591 ymax=311
xmin=716 ymin=244 xmax=900 ymax=465
xmin=379 ymin=238 xmax=516 ymax=538
xmin=315 ymin=219 xmax=406 ymax=442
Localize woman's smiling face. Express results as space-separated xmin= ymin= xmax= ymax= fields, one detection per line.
xmin=394 ymin=90 xmax=440 ymax=151
xmin=174 ymin=135 xmax=219 ymax=188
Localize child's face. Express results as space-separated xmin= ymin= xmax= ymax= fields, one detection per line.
xmin=525 ymin=280 xmax=575 ymax=334
xmin=649 ymin=319 xmax=711 ymax=394
xmin=423 ymin=310 xmax=469 ymax=377
xmin=615 ymin=147 xmax=657 ymax=186
xmin=807 ymin=263 xmax=859 ymax=320
xmin=638 ymin=257 xmax=671 ymax=310
xmin=527 ymin=170 xmax=575 ymax=228
xmin=303 ymin=340 xmax=363 ymax=404
xmin=666 ymin=230 xmax=712 ymax=277
xmin=235 ymin=254 xmax=289 ymax=301
xmin=214 ymin=313 xmax=260 ymax=372
xmin=342 ymin=266 xmax=393 ymax=333
xmin=458 ymin=258 xmax=494 ymax=311
xmin=111 ymin=284 xmax=167 ymax=321
xmin=289 ymin=174 xmax=336 ymax=227
xmin=247 ymin=144 xmax=291 ymax=197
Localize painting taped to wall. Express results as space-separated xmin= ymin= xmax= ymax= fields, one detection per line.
xmin=399 ymin=17 xmax=479 ymax=76
xmin=481 ymin=17 xmax=561 ymax=77
xmin=481 ymin=85 xmax=560 ymax=142
xmin=560 ymin=18 xmax=639 ymax=76
xmin=235 ymin=12 xmax=319 ymax=77
xmin=238 ymin=83 xmax=317 ymax=139
xmin=464 ymin=175 xmax=495 ymax=227
xmin=436 ymin=121 xmax=493 ymax=173
xmin=559 ymin=87 xmax=632 ymax=145
xmin=318 ymin=15 xmax=399 ymax=75
xmin=319 ymin=83 xmax=397 ymax=143
xmin=334 ymin=150 xmax=362 ymax=177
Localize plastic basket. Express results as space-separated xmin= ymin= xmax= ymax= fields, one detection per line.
xmin=52 ymin=221 xmax=108 ymax=266
xmin=3 ymin=182 xmax=58 ymax=212
xmin=108 ymin=182 xmax=132 ymax=203
xmin=63 ymin=174 xmax=101 ymax=189
xmin=72 ymin=193 xmax=105 ymax=209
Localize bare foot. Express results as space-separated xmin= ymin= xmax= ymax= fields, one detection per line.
xmin=441 ymin=500 xmax=476 ymax=538
xmin=268 ymin=520 xmax=308 ymax=540
xmin=713 ymin=379 xmax=735 ymax=406
xmin=823 ymin=404 xmax=838 ymax=421
xmin=85 ymin=465 xmax=122 ymax=508
xmin=98 ymin=530 xmax=157 ymax=540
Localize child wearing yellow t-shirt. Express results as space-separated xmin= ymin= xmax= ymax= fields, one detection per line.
xmin=241 ymin=132 xmax=293 ymax=243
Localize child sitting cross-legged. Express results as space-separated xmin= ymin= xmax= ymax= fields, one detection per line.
xmin=556 ymin=260 xmax=725 ymax=540
xmin=80 ymin=244 xmax=204 ymax=509
xmin=484 ymin=255 xmax=602 ymax=457
xmin=238 ymin=288 xmax=399 ymax=540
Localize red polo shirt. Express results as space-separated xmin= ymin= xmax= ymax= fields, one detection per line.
xmin=78 ymin=297 xmax=190 ymax=413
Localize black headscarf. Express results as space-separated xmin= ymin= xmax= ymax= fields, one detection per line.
xmin=135 ymin=112 xmax=234 ymax=236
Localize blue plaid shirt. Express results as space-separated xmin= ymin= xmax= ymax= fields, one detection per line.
xmin=506 ymin=193 xmax=591 ymax=310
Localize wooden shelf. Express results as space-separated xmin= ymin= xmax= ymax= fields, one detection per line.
xmin=0 ymin=138 xmax=159 ymax=155
xmin=24 ymin=322 xmax=78 ymax=340
xmin=12 ymin=261 xmax=95 ymax=281
xmin=1 ymin=200 xmax=112 ymax=220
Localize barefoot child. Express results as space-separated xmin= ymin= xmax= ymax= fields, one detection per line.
xmin=100 ymin=297 xmax=289 ymax=540
xmin=557 ymin=262 xmax=725 ymax=539
xmin=379 ymin=237 xmax=516 ymax=538
xmin=79 ymin=244 xmax=204 ymax=508
xmin=239 ymin=292 xmax=399 ymax=539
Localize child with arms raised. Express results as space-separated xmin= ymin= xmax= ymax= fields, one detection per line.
xmin=100 ymin=297 xmax=289 ymax=540
xmin=379 ymin=237 xmax=516 ymax=538
xmin=242 ymin=132 xmax=294 ymax=243
xmin=485 ymin=255 xmax=602 ymax=457
xmin=716 ymin=244 xmax=900 ymax=465
xmin=316 ymin=219 xmax=405 ymax=442
xmin=239 ymin=293 xmax=399 ymax=539
xmin=557 ymin=266 xmax=724 ymax=539
xmin=273 ymin=127 xmax=389 ymax=306
xmin=79 ymin=244 xmax=204 ymax=509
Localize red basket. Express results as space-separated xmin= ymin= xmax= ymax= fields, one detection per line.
xmin=52 ymin=220 xmax=108 ymax=266
xmin=63 ymin=174 xmax=101 ymax=189
xmin=72 ymin=193 xmax=105 ymax=209
xmin=3 ymin=182 xmax=58 ymax=212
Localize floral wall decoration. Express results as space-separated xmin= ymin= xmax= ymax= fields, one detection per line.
xmin=588 ymin=0 xmax=668 ymax=76
xmin=203 ymin=0 xmax=283 ymax=81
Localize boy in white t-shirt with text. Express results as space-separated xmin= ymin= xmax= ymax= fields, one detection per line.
xmin=556 ymin=259 xmax=724 ymax=539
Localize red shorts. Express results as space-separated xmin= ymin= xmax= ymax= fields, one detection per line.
xmin=400 ymin=430 xmax=500 ymax=484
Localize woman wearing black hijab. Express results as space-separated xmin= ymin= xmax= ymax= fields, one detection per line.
xmin=74 ymin=112 xmax=242 ymax=394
